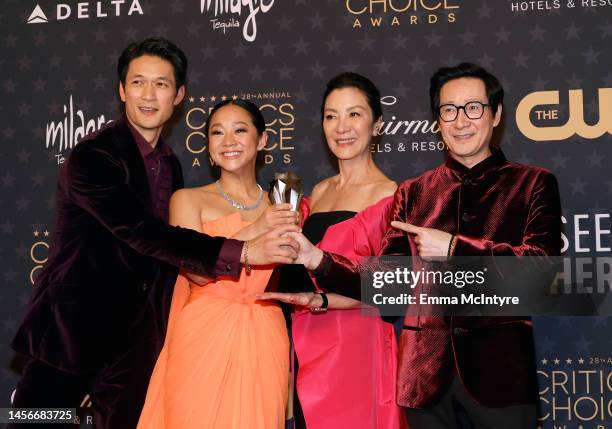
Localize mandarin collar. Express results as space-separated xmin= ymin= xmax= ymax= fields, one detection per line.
xmin=444 ymin=147 xmax=507 ymax=179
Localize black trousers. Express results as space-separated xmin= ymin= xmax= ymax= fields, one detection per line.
xmin=9 ymin=334 xmax=160 ymax=429
xmin=405 ymin=376 xmax=537 ymax=429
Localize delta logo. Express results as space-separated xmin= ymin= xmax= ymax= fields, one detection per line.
xmin=26 ymin=1 xmax=144 ymax=24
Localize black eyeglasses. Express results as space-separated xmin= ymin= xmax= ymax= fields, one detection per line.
xmin=437 ymin=101 xmax=490 ymax=122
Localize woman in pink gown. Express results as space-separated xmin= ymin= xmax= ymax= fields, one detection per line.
xmin=138 ymin=99 xmax=298 ymax=429
xmin=266 ymin=73 xmax=408 ymax=429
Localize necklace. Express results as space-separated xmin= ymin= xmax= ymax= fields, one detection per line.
xmin=215 ymin=180 xmax=264 ymax=211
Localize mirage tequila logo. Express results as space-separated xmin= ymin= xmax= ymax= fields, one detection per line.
xmin=200 ymin=0 xmax=275 ymax=42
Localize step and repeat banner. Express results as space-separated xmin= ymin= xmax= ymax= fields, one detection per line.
xmin=1 ymin=0 xmax=611 ymax=427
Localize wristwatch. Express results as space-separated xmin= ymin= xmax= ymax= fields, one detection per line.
xmin=310 ymin=292 xmax=328 ymax=313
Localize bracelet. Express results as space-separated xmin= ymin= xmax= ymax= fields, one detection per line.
xmin=310 ymin=292 xmax=328 ymax=313
xmin=447 ymin=235 xmax=458 ymax=257
xmin=243 ymin=240 xmax=252 ymax=275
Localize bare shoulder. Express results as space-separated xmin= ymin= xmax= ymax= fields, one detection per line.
xmin=311 ymin=176 xmax=335 ymax=199
xmin=366 ymin=176 xmax=397 ymax=203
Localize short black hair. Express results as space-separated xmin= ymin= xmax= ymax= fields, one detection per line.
xmin=429 ymin=62 xmax=504 ymax=116
xmin=117 ymin=37 xmax=188 ymax=89
xmin=204 ymin=99 xmax=266 ymax=136
xmin=322 ymin=72 xmax=382 ymax=120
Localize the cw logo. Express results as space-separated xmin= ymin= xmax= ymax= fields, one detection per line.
xmin=516 ymin=88 xmax=612 ymax=141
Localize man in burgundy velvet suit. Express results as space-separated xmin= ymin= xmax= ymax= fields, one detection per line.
xmin=296 ymin=63 xmax=561 ymax=428
xmin=9 ymin=38 xmax=298 ymax=429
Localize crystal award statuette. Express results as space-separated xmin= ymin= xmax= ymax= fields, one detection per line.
xmin=268 ymin=172 xmax=303 ymax=211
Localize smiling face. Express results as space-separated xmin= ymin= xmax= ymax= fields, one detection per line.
xmin=207 ymin=104 xmax=267 ymax=174
xmin=438 ymin=77 xmax=502 ymax=168
xmin=322 ymin=87 xmax=380 ymax=161
xmin=119 ymin=54 xmax=185 ymax=146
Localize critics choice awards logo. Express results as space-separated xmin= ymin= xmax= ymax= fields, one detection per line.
xmin=200 ymin=0 xmax=275 ymax=42
xmin=184 ymin=91 xmax=295 ymax=168
xmin=345 ymin=0 xmax=460 ymax=29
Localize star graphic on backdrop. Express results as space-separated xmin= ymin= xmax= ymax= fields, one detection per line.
xmin=537 ymin=337 xmax=556 ymax=354
xmin=411 ymin=157 xmax=428 ymax=175
xmin=298 ymin=136 xmax=316 ymax=154
xmin=342 ymin=58 xmax=359 ymax=72
xmin=233 ymin=44 xmax=248 ymax=58
xmin=3 ymin=79 xmax=17 ymax=94
xmin=359 ymin=34 xmax=375 ymax=51
xmin=17 ymin=148 xmax=31 ymax=163
xmin=124 ymin=26 xmax=139 ymax=41
xmin=2 ymin=124 xmax=15 ymax=141
xmin=32 ymin=124 xmax=43 ymax=139
xmin=494 ymin=27 xmax=511 ymax=44
xmin=529 ymin=75 xmax=549 ymax=91
xmin=33 ymin=30 xmax=47 ymax=46
xmin=190 ymin=70 xmax=202 ymax=85
xmin=63 ymin=76 xmax=77 ymax=91
xmin=170 ymin=0 xmax=185 ymax=14
xmin=261 ymin=40 xmax=277 ymax=56
xmin=93 ymin=27 xmax=107 ymax=42
xmin=541 ymin=358 xmax=548 ymax=365
xmin=294 ymin=86 xmax=311 ymax=103
xmin=392 ymin=33 xmax=408 ymax=49
xmin=583 ymin=47 xmax=600 ymax=64
xmin=309 ymin=61 xmax=326 ymax=78
xmin=31 ymin=171 xmax=46 ymax=187
xmin=477 ymin=53 xmax=494 ymax=70
xmin=565 ymin=358 xmax=572 ymax=364
xmin=392 ymin=81 xmax=409 ymax=98
xmin=565 ymin=22 xmax=581 ymax=40
xmin=578 ymin=358 xmax=585 ymax=364
xmin=2 ymin=172 xmax=16 ymax=188
xmin=410 ymin=57 xmax=426 ymax=73
xmin=569 ymin=177 xmax=586 ymax=194
xmin=424 ymin=32 xmax=442 ymax=47
xmin=78 ymin=51 xmax=93 ymax=67
xmin=93 ymin=75 xmax=108 ymax=91
xmin=601 ymin=20 xmax=612 ymax=37
xmin=277 ymin=15 xmax=293 ymax=31
xmin=529 ymin=25 xmax=546 ymax=41
xmin=18 ymin=55 xmax=32 ymax=70
xmin=18 ymin=102 xmax=31 ymax=117
xmin=32 ymin=77 xmax=47 ymax=92
xmin=217 ymin=67 xmax=233 ymax=83
xmin=277 ymin=64 xmax=293 ymax=80
xmin=477 ymin=3 xmax=492 ymax=18
xmin=458 ymin=28 xmax=476 ymax=45
xmin=200 ymin=43 xmax=218 ymax=60
xmin=47 ymin=100 xmax=61 ymax=115
xmin=375 ymin=58 xmax=392 ymax=75
xmin=250 ymin=64 xmax=264 ymax=81
xmin=574 ymin=336 xmax=592 ymax=354
xmin=309 ymin=12 xmax=325 ymax=29
xmin=553 ymin=358 xmax=560 ymax=365
xmin=293 ymin=38 xmax=309 ymax=55
xmin=64 ymin=29 xmax=77 ymax=44
xmin=155 ymin=24 xmax=169 ymax=38
xmin=551 ymin=151 xmax=570 ymax=168
xmin=566 ymin=74 xmax=583 ymax=88
xmin=4 ymin=33 xmax=17 ymax=48
xmin=512 ymin=52 xmax=529 ymax=68
xmin=49 ymin=53 xmax=63 ymax=69
xmin=586 ymin=150 xmax=604 ymax=168
xmin=16 ymin=196 xmax=30 ymax=211
xmin=186 ymin=21 xmax=201 ymax=38
xmin=326 ymin=36 xmax=342 ymax=53
xmin=547 ymin=49 xmax=564 ymax=66
xmin=0 ymin=219 xmax=15 ymax=235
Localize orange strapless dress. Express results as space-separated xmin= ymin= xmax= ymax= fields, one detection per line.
xmin=137 ymin=213 xmax=289 ymax=429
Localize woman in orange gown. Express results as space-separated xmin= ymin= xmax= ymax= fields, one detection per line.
xmin=137 ymin=99 xmax=298 ymax=429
